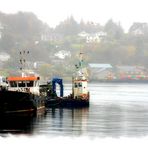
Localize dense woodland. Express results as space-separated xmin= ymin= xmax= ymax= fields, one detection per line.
xmin=0 ymin=11 xmax=148 ymax=78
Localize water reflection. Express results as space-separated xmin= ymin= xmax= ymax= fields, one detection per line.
xmin=34 ymin=107 xmax=89 ymax=136
xmin=0 ymin=113 xmax=46 ymax=136
xmin=89 ymin=102 xmax=148 ymax=137
xmin=0 ymin=115 xmax=34 ymax=135
xmin=45 ymin=104 xmax=148 ymax=137
xmin=1 ymin=84 xmax=148 ymax=138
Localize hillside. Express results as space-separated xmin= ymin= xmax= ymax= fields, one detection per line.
xmin=0 ymin=12 xmax=148 ymax=79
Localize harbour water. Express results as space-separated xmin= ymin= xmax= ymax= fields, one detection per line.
xmin=1 ymin=83 xmax=148 ymax=138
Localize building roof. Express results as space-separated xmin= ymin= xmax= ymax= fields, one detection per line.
xmin=89 ymin=63 xmax=112 ymax=68
xmin=116 ymin=66 xmax=145 ymax=72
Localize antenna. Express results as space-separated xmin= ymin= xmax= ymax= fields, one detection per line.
xmin=79 ymin=52 xmax=84 ymax=67
xmin=74 ymin=52 xmax=85 ymax=77
xmin=19 ymin=50 xmax=30 ymax=75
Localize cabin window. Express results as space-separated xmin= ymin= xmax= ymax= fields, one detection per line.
xmin=78 ymin=83 xmax=82 ymax=87
xmin=35 ymin=81 xmax=39 ymax=87
xmin=33 ymin=81 xmax=38 ymax=87
xmin=10 ymin=81 xmax=17 ymax=87
xmin=2 ymin=77 xmax=6 ymax=82
xmin=26 ymin=81 xmax=33 ymax=87
xmin=18 ymin=81 xmax=26 ymax=87
xmin=74 ymin=83 xmax=78 ymax=88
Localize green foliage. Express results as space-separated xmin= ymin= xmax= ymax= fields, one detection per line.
xmin=104 ymin=19 xmax=124 ymax=40
xmin=71 ymin=44 xmax=84 ymax=50
xmin=55 ymin=16 xmax=80 ymax=36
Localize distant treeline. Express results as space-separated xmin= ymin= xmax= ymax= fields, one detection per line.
xmin=0 ymin=11 xmax=148 ymax=77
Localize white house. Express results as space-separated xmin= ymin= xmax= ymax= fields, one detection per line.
xmin=78 ymin=31 xmax=107 ymax=43
xmin=78 ymin=31 xmax=89 ymax=38
xmin=54 ymin=50 xmax=71 ymax=59
xmin=0 ymin=52 xmax=10 ymax=62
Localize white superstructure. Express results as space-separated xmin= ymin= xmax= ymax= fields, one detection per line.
xmin=73 ymin=75 xmax=88 ymax=99
xmin=7 ymin=76 xmax=40 ymax=95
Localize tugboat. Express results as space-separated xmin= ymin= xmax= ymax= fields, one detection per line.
xmin=45 ymin=52 xmax=90 ymax=108
xmin=64 ymin=52 xmax=89 ymax=107
xmin=0 ymin=74 xmax=45 ymax=115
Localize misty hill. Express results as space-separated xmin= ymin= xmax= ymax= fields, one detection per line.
xmin=0 ymin=11 xmax=148 ymax=78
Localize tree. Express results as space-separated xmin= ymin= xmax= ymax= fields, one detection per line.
xmin=55 ymin=16 xmax=80 ymax=36
xmin=104 ymin=19 xmax=124 ymax=40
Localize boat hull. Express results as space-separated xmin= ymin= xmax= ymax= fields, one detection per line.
xmin=0 ymin=90 xmax=45 ymax=115
xmin=45 ymin=94 xmax=89 ymax=108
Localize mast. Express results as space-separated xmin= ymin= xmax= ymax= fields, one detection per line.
xmin=72 ymin=52 xmax=85 ymax=97
xmin=74 ymin=52 xmax=84 ymax=76
xmin=19 ymin=50 xmax=30 ymax=77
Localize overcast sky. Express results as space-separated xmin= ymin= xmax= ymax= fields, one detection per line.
xmin=0 ymin=0 xmax=148 ymax=31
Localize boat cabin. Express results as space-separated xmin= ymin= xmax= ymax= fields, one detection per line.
xmin=7 ymin=76 xmax=40 ymax=95
xmin=72 ymin=75 xmax=88 ymax=99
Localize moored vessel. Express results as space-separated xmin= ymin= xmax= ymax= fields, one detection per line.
xmin=45 ymin=52 xmax=90 ymax=108
xmin=0 ymin=75 xmax=45 ymax=115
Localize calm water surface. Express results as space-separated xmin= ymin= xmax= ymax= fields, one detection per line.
xmin=1 ymin=83 xmax=148 ymax=138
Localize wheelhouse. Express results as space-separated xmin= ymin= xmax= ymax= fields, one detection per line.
xmin=7 ymin=76 xmax=40 ymax=95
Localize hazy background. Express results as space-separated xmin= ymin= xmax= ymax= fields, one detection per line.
xmin=0 ymin=0 xmax=148 ymax=81
xmin=0 ymin=0 xmax=148 ymax=31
